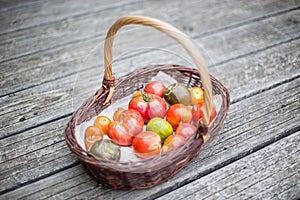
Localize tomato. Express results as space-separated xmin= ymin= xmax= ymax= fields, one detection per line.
xmin=128 ymin=92 xmax=166 ymax=123
xmin=94 ymin=115 xmax=111 ymax=134
xmin=146 ymin=117 xmax=173 ymax=142
xmin=113 ymin=107 xmax=125 ymax=121
xmin=164 ymin=83 xmax=191 ymax=105
xmin=85 ymin=126 xmax=103 ymax=150
xmin=118 ymin=109 xmax=144 ymax=137
xmin=132 ymin=131 xmax=161 ymax=158
xmin=107 ymin=121 xmax=133 ymax=146
xmin=175 ymin=123 xmax=197 ymax=139
xmin=144 ymin=81 xmax=166 ymax=98
xmin=190 ymin=86 xmax=204 ymax=104
xmin=166 ymin=104 xmax=193 ymax=129
xmin=192 ymin=102 xmax=217 ymax=125
xmin=89 ymin=139 xmax=120 ymax=161
xmin=132 ymin=91 xmax=142 ymax=98
xmin=162 ymin=134 xmax=185 ymax=153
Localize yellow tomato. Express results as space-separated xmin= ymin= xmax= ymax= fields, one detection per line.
xmin=132 ymin=91 xmax=142 ymax=98
xmin=94 ymin=115 xmax=111 ymax=134
xmin=113 ymin=107 xmax=125 ymax=121
xmin=190 ymin=86 xmax=204 ymax=104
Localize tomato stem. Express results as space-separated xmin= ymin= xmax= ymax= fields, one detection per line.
xmin=142 ymin=92 xmax=151 ymax=102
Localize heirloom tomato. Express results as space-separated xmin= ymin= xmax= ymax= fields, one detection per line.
xmin=146 ymin=117 xmax=173 ymax=142
xmin=192 ymin=102 xmax=216 ymax=125
xmin=164 ymin=83 xmax=191 ymax=105
xmin=162 ymin=134 xmax=185 ymax=153
xmin=118 ymin=109 xmax=144 ymax=137
xmin=113 ymin=107 xmax=125 ymax=121
xmin=128 ymin=92 xmax=166 ymax=123
xmin=94 ymin=115 xmax=111 ymax=134
xmin=175 ymin=123 xmax=197 ymax=139
xmin=166 ymin=104 xmax=192 ymax=129
xmin=144 ymin=81 xmax=166 ymax=98
xmin=107 ymin=121 xmax=132 ymax=146
xmin=89 ymin=139 xmax=120 ymax=161
xmin=85 ymin=126 xmax=103 ymax=150
xmin=132 ymin=131 xmax=161 ymax=158
xmin=190 ymin=86 xmax=204 ymax=104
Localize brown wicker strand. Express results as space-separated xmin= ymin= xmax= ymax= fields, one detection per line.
xmin=103 ymin=15 xmax=212 ymax=126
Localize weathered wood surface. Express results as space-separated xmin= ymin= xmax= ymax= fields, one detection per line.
xmin=157 ymin=131 xmax=300 ymax=200
xmin=0 ymin=0 xmax=299 ymax=199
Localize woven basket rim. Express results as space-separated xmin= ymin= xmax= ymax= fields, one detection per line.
xmin=64 ymin=64 xmax=230 ymax=173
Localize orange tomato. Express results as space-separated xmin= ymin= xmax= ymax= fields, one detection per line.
xmin=94 ymin=115 xmax=111 ymax=134
xmin=190 ymin=86 xmax=204 ymax=104
xmin=113 ymin=107 xmax=125 ymax=121
xmin=166 ymin=104 xmax=193 ymax=129
xmin=85 ymin=126 xmax=103 ymax=150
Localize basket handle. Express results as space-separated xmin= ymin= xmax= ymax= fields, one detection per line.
xmin=102 ymin=15 xmax=213 ymax=127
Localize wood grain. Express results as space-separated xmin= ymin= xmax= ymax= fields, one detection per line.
xmin=157 ymin=131 xmax=300 ymax=200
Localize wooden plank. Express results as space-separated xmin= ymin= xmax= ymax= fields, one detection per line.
xmin=2 ymin=0 xmax=298 ymax=62
xmin=157 ymin=132 xmax=300 ymax=200
xmin=1 ymin=0 xmax=299 ymax=95
xmin=0 ymin=0 xmax=41 ymax=12
xmin=1 ymin=76 xmax=299 ymax=199
xmin=0 ymin=0 xmax=141 ymax=34
xmin=1 ymin=10 xmax=300 ymax=138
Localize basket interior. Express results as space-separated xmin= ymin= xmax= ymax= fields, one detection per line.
xmin=65 ymin=64 xmax=230 ymax=173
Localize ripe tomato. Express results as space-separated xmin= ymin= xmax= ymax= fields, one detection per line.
xmin=94 ymin=115 xmax=111 ymax=134
xmin=85 ymin=126 xmax=103 ymax=150
xmin=144 ymin=81 xmax=166 ymax=98
xmin=132 ymin=131 xmax=161 ymax=158
xmin=190 ymin=86 xmax=204 ymax=104
xmin=118 ymin=109 xmax=144 ymax=137
xmin=164 ymin=83 xmax=191 ymax=105
xmin=166 ymin=104 xmax=192 ymax=129
xmin=113 ymin=107 xmax=125 ymax=121
xmin=107 ymin=121 xmax=133 ymax=146
xmin=146 ymin=117 xmax=173 ymax=142
xmin=128 ymin=92 xmax=166 ymax=123
xmin=162 ymin=134 xmax=185 ymax=153
xmin=192 ymin=102 xmax=217 ymax=125
xmin=175 ymin=123 xmax=197 ymax=139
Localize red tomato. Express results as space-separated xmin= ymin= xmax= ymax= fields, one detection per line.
xmin=128 ymin=92 xmax=166 ymax=123
xmin=192 ymin=102 xmax=217 ymax=125
xmin=107 ymin=121 xmax=133 ymax=146
xmin=166 ymin=104 xmax=192 ymax=129
xmin=144 ymin=81 xmax=166 ymax=98
xmin=118 ymin=109 xmax=144 ymax=137
xmin=162 ymin=134 xmax=185 ymax=153
xmin=132 ymin=131 xmax=161 ymax=158
xmin=85 ymin=126 xmax=103 ymax=150
xmin=175 ymin=123 xmax=197 ymax=139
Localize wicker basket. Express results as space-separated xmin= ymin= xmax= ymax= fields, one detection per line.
xmin=64 ymin=16 xmax=230 ymax=189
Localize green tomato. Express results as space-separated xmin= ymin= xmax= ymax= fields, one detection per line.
xmin=164 ymin=83 xmax=191 ymax=105
xmin=89 ymin=139 xmax=120 ymax=161
xmin=146 ymin=117 xmax=173 ymax=142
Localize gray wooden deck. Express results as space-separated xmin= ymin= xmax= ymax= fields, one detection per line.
xmin=1 ymin=0 xmax=299 ymax=199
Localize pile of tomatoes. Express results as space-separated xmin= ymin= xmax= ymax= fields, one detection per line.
xmin=84 ymin=81 xmax=216 ymax=161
